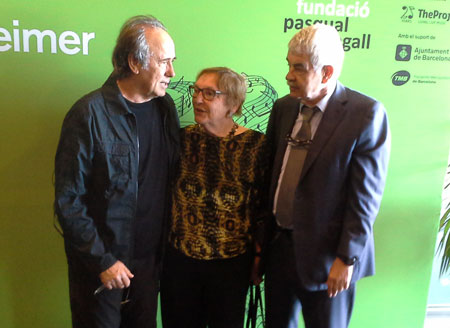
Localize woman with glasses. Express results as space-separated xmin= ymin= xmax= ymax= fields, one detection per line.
xmin=161 ymin=67 xmax=269 ymax=328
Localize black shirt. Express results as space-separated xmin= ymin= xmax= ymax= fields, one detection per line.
xmin=126 ymin=98 xmax=169 ymax=259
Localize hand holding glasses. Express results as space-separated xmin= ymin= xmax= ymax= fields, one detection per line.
xmin=94 ymin=285 xmax=131 ymax=306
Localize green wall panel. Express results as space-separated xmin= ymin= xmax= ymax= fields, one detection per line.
xmin=1 ymin=1 xmax=449 ymax=327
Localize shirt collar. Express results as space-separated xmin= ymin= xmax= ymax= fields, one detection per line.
xmin=307 ymin=82 xmax=337 ymax=114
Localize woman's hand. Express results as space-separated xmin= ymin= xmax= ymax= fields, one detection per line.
xmin=250 ymin=242 xmax=263 ymax=285
xmin=250 ymin=255 xmax=263 ymax=285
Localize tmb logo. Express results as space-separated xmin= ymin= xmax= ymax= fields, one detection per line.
xmin=391 ymin=70 xmax=411 ymax=86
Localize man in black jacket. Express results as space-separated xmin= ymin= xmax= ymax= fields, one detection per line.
xmin=54 ymin=15 xmax=179 ymax=328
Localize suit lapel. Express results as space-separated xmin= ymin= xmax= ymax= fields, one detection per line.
xmin=299 ymin=82 xmax=348 ymax=181
xmin=269 ymin=97 xmax=300 ymax=201
xmin=274 ymin=100 xmax=300 ymax=165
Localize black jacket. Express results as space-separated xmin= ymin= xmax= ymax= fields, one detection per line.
xmin=54 ymin=74 xmax=180 ymax=274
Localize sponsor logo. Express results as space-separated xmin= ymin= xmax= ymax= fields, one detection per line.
xmin=401 ymin=5 xmax=450 ymax=24
xmin=396 ymin=44 xmax=412 ymax=61
xmin=391 ymin=70 xmax=411 ymax=86
xmin=401 ymin=5 xmax=415 ymax=21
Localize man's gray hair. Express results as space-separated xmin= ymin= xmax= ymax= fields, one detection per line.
xmin=112 ymin=15 xmax=167 ymax=79
xmin=288 ymin=24 xmax=344 ymax=79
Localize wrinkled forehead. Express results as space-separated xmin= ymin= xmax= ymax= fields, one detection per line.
xmin=145 ymin=27 xmax=175 ymax=58
xmin=286 ymin=51 xmax=311 ymax=65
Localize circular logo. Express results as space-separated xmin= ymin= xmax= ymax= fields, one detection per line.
xmin=391 ymin=70 xmax=410 ymax=86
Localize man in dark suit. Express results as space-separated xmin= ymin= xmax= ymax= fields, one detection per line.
xmin=264 ymin=23 xmax=390 ymax=328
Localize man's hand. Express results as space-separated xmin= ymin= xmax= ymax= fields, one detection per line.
xmin=326 ymin=257 xmax=353 ymax=298
xmin=99 ymin=260 xmax=134 ymax=290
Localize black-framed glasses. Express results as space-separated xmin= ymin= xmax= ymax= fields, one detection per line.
xmin=188 ymin=85 xmax=226 ymax=101
xmin=285 ymin=134 xmax=313 ymax=148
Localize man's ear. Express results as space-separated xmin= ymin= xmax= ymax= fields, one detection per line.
xmin=321 ymin=65 xmax=334 ymax=83
xmin=128 ymin=54 xmax=140 ymax=75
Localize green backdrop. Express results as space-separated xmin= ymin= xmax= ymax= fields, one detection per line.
xmin=1 ymin=1 xmax=449 ymax=327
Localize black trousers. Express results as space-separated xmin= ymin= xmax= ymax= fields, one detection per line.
xmin=265 ymin=231 xmax=356 ymax=328
xmin=161 ymin=246 xmax=252 ymax=328
xmin=67 ymin=256 xmax=159 ymax=328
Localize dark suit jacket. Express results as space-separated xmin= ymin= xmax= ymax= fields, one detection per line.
xmin=266 ymin=81 xmax=390 ymax=291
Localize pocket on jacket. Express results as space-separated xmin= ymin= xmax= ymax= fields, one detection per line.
xmin=95 ymin=141 xmax=131 ymax=180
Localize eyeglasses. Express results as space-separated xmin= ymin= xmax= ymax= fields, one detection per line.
xmin=188 ymin=85 xmax=226 ymax=101
xmin=93 ymin=285 xmax=130 ymax=307
xmin=121 ymin=287 xmax=131 ymax=306
xmin=285 ymin=134 xmax=313 ymax=148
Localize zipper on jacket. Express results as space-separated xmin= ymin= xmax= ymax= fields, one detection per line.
xmin=128 ymin=112 xmax=139 ymax=264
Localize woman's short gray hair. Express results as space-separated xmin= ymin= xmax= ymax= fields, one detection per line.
xmin=112 ymin=15 xmax=167 ymax=79
xmin=196 ymin=67 xmax=247 ymax=116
